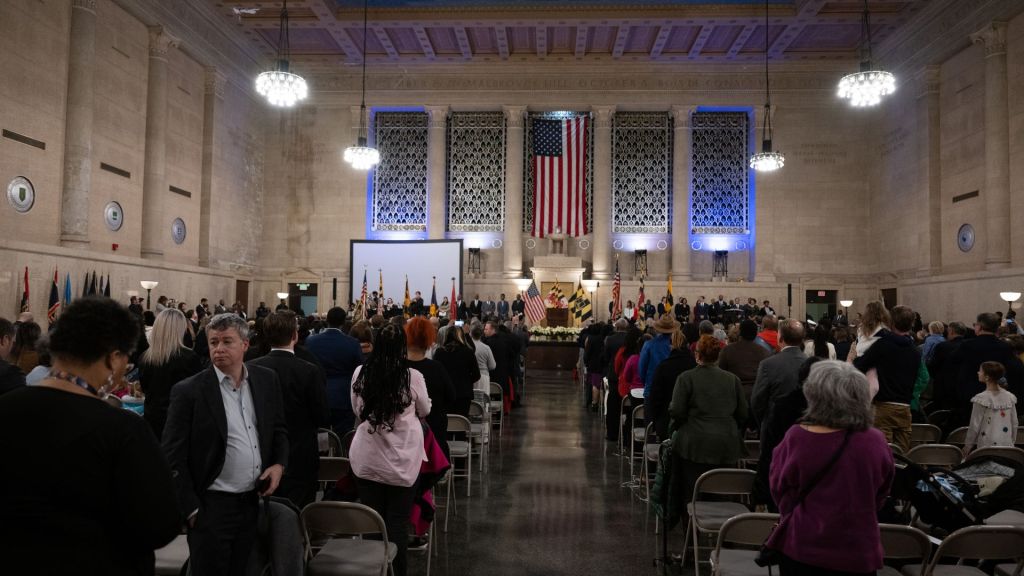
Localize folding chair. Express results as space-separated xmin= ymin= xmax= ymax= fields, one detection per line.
xmin=709 ymin=512 xmax=779 ymax=576
xmin=967 ymin=446 xmax=1024 ymax=467
xmin=473 ymin=390 xmax=492 ymax=444
xmin=318 ymin=457 xmax=351 ymax=483
xmin=899 ymin=525 xmax=1024 ymax=576
xmin=447 ymin=414 xmax=473 ymax=497
xmin=1017 ymin=426 xmax=1024 ymax=447
xmin=945 ymin=427 xmax=968 ymax=448
xmin=319 ymin=428 xmax=342 ymax=456
xmin=468 ymin=401 xmax=487 ymax=471
xmin=628 ymin=405 xmax=646 ymax=486
xmin=905 ymin=444 xmax=963 ymax=469
xmin=616 ymin=396 xmax=634 ymax=458
xmin=878 ymin=523 xmax=931 ymax=576
xmin=682 ymin=468 xmax=756 ymax=576
xmin=927 ymin=409 xmax=952 ymax=429
xmin=340 ymin=430 xmax=356 ymax=458
xmin=153 ymin=533 xmax=189 ymax=576
xmin=638 ymin=423 xmax=659 ymax=502
xmin=910 ymin=424 xmax=942 ymax=446
xmin=738 ymin=440 xmax=760 ymax=470
xmin=301 ymin=501 xmax=397 ymax=576
xmin=488 ymin=382 xmax=504 ymax=436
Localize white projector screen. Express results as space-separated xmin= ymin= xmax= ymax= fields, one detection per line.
xmin=350 ymin=240 xmax=464 ymax=306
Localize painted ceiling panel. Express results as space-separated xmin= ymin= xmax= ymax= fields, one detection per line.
xmin=550 ymin=26 xmax=573 ymax=54
xmin=740 ymin=24 xmax=786 ymax=53
xmin=385 ymin=27 xmax=423 ymax=53
xmin=702 ymin=24 xmax=744 ymax=53
xmin=624 ymin=25 xmax=657 ymax=54
xmin=509 ymin=26 xmax=535 ymax=54
xmin=427 ymin=27 xmax=461 ymax=54
xmin=662 ymin=25 xmax=700 ymax=52
xmin=588 ymin=25 xmax=615 ymax=53
xmin=467 ymin=26 xmax=498 ymax=54
xmin=345 ymin=28 xmax=388 ymax=55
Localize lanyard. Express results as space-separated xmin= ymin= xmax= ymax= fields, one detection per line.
xmin=48 ymin=369 xmax=102 ymax=397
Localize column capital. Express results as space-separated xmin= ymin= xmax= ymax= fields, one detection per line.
xmin=148 ymin=26 xmax=180 ymax=59
xmin=914 ymin=65 xmax=941 ymax=98
xmin=502 ymin=105 xmax=527 ymax=129
xmin=971 ymin=21 xmax=1007 ymax=58
xmin=204 ymin=67 xmax=226 ymax=99
xmin=72 ymin=0 xmax=97 ymax=13
xmin=670 ymin=105 xmax=695 ymax=128
xmin=424 ymin=105 xmax=449 ymax=128
xmin=591 ymin=105 xmax=615 ymax=128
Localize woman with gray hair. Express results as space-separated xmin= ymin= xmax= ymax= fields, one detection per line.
xmin=764 ymin=360 xmax=894 ymax=576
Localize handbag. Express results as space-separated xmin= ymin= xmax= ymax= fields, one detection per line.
xmin=755 ymin=429 xmax=852 ymax=569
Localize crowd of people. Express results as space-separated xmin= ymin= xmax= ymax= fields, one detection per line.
xmin=0 ymin=293 xmax=530 ymax=575
xmin=579 ymin=298 xmax=1022 ymax=575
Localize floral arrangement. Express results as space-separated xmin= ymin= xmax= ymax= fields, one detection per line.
xmin=528 ymin=326 xmax=581 ymax=337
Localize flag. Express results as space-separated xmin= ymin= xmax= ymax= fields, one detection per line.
xmin=403 ymin=276 xmax=411 ymax=317
xmin=20 ymin=267 xmax=29 ymax=312
xmin=636 ymin=276 xmax=646 ymax=319
xmin=48 ymin=269 xmax=60 ymax=324
xmin=611 ymin=258 xmax=622 ymax=319
xmin=450 ymin=278 xmax=458 ymax=321
xmin=98 ymin=274 xmax=104 ymax=297
xmin=360 ymin=269 xmax=368 ymax=320
xmin=531 ymin=116 xmax=588 ymax=238
xmin=567 ymin=279 xmax=579 ymax=312
xmin=429 ymin=278 xmax=438 ymax=317
xmin=666 ymin=274 xmax=673 ymax=304
xmin=63 ymin=272 xmax=71 ymax=305
xmin=571 ymin=281 xmax=592 ymax=323
xmin=103 ymin=273 xmax=111 ymax=298
xmin=378 ymin=269 xmax=384 ymax=306
xmin=81 ymin=272 xmax=88 ymax=297
xmin=524 ymin=280 xmax=546 ymax=324
xmin=547 ymin=280 xmax=566 ymax=309
xmin=89 ymin=271 xmax=97 ymax=295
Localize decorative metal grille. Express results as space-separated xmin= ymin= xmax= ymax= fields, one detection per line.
xmin=372 ymin=112 xmax=428 ymax=231
xmin=612 ymin=112 xmax=672 ymax=234
xmin=690 ymin=111 xmax=749 ymax=235
xmin=523 ymin=111 xmax=593 ymax=233
xmin=446 ymin=112 xmax=505 ymax=232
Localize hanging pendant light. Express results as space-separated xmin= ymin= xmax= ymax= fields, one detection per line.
xmin=750 ymin=0 xmax=784 ymax=172
xmin=255 ymin=0 xmax=308 ymax=107
xmin=344 ymin=0 xmax=380 ymax=170
xmin=838 ymin=0 xmax=895 ymax=107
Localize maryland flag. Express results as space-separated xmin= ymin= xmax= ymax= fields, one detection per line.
xmin=611 ymin=257 xmax=622 ymax=319
xmin=666 ymin=274 xmax=673 ymax=304
xmin=378 ymin=269 xmax=384 ymax=305
xmin=547 ymin=280 xmax=566 ymax=309
xmin=47 ymin=269 xmax=60 ymax=325
xmin=571 ymin=280 xmax=592 ymax=323
xmin=636 ymin=276 xmax=646 ymax=319
xmin=429 ymin=277 xmax=438 ymax=317
xmin=403 ymin=276 xmax=411 ymax=317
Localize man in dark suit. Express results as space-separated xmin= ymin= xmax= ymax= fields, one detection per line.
xmin=511 ymin=294 xmax=525 ymax=320
xmin=602 ymin=318 xmax=628 ymax=441
xmin=162 ymin=313 xmax=288 ymax=576
xmin=751 ymin=319 xmax=807 ymax=435
xmin=760 ymin=300 xmax=776 ymax=318
xmin=481 ymin=296 xmax=496 ymax=320
xmin=694 ymin=296 xmax=709 ymax=322
xmin=470 ymin=294 xmax=482 ymax=319
xmin=483 ymin=319 xmax=515 ymax=412
xmin=950 ymin=313 xmax=1024 ymax=427
xmin=497 ymin=293 xmax=510 ymax=321
xmin=643 ymin=299 xmax=656 ymax=319
xmin=927 ymin=321 xmax=968 ymax=414
xmin=248 ymin=311 xmax=329 ymax=508
xmin=304 ymin=307 xmax=363 ymax=434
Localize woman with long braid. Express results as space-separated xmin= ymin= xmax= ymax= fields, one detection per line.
xmin=349 ymin=324 xmax=431 ymax=576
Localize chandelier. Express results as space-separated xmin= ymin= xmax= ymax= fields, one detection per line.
xmin=344 ymin=0 xmax=379 ymax=170
xmin=750 ymin=0 xmax=784 ymax=172
xmin=255 ymin=0 xmax=308 ymax=107
xmin=837 ymin=0 xmax=895 ymax=107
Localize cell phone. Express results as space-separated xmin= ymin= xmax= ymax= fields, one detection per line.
xmin=455 ymin=320 xmax=464 ymax=327
xmin=255 ymin=476 xmax=270 ymax=494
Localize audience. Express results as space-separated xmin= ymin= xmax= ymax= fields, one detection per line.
xmin=752 ymin=319 xmax=807 ymax=438
xmin=0 ymin=297 xmax=180 ymax=574
xmin=138 ymin=309 xmax=203 ymax=440
xmin=0 ymin=317 xmax=26 ymax=396
xmin=639 ymin=315 xmax=678 ymax=417
xmin=615 ymin=326 xmax=644 ymax=399
xmin=305 ymin=307 xmax=363 ymax=434
xmin=12 ymin=320 xmax=41 ymax=375
xmin=950 ymin=312 xmax=1024 ymax=429
xmin=583 ymin=321 xmax=608 ymax=411
xmin=757 ymin=315 xmax=780 ymax=352
xmin=963 ymin=361 xmax=1019 ymax=455
xmin=718 ymin=319 xmax=771 ymax=404
xmin=603 ymin=318 xmax=629 ymax=441
xmin=433 ymin=325 xmax=480 ymax=417
xmin=646 ymin=328 xmax=696 ymax=439
xmin=405 ymin=317 xmax=455 ymax=450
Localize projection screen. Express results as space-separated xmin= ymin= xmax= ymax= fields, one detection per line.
xmin=349 ymin=240 xmax=463 ymax=306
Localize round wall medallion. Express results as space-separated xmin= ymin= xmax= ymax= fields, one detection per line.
xmin=104 ymin=201 xmax=124 ymax=231
xmin=171 ymin=218 xmax=187 ymax=244
xmin=7 ymin=176 xmax=35 ymax=213
xmin=656 ymin=240 xmax=669 ymax=251
xmin=525 ymin=238 xmax=537 ymax=250
xmin=491 ymin=238 xmax=503 ymax=249
xmin=735 ymin=240 xmax=748 ymax=251
xmin=612 ymin=239 xmax=624 ymax=250
xmin=957 ymin=224 xmax=975 ymax=252
xmin=577 ymin=239 xmax=591 ymax=250
xmin=690 ymin=240 xmax=703 ymax=251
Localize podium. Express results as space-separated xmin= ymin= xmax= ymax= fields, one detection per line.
xmin=546 ymin=308 xmax=569 ymax=327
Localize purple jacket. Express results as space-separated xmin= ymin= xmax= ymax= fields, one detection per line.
xmin=766 ymin=425 xmax=894 ymax=572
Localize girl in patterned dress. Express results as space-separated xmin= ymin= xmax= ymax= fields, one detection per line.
xmin=963 ymin=361 xmax=1019 ymax=455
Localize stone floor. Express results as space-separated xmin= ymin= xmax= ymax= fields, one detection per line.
xmin=417 ymin=369 xmax=693 ymax=576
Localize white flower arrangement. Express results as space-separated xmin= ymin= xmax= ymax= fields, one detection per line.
xmin=528 ymin=326 xmax=582 ymax=337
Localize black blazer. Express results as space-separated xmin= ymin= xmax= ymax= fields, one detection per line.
xmin=162 ymin=365 xmax=289 ymax=518
xmin=248 ymin=351 xmax=329 ymax=485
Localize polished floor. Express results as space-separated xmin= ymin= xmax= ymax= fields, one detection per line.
xmin=420 ymin=369 xmax=688 ymax=576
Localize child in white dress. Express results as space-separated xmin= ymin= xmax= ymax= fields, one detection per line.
xmin=964 ymin=361 xmax=1019 ymax=455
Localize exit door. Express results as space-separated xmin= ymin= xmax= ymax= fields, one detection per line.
xmin=805 ymin=290 xmax=837 ymax=323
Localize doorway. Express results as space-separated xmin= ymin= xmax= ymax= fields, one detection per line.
xmin=288 ymin=282 xmax=318 ymax=316
xmin=235 ymin=280 xmax=249 ymax=315
xmin=881 ymin=288 xmax=898 ymax=310
xmin=805 ymin=290 xmax=837 ymax=323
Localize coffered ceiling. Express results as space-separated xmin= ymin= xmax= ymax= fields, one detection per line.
xmin=213 ymin=0 xmax=927 ymax=66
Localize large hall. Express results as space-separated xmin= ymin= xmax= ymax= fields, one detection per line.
xmin=3 ymin=0 xmax=1024 ymax=575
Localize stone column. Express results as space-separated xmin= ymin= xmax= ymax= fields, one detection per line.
xmin=915 ymin=66 xmax=941 ymax=274
xmin=59 ymin=0 xmax=97 ymax=248
xmin=972 ymin=21 xmax=1010 ymax=269
xmin=425 ymin=105 xmax=449 ymax=239
xmin=141 ymin=27 xmax=178 ymax=259
xmin=591 ymin=105 xmax=615 ymax=279
xmin=503 ymin=105 xmax=526 ymax=278
xmin=670 ymin=106 xmax=692 ymax=281
xmin=198 ymin=67 xmax=225 ymax=267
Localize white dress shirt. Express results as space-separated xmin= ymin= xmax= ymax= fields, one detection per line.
xmin=208 ymin=365 xmax=262 ymax=493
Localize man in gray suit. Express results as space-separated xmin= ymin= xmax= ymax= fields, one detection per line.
xmin=750 ymin=319 xmax=806 ymax=435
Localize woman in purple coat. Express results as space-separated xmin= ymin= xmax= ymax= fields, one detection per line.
xmin=766 ymin=360 xmax=894 ymax=576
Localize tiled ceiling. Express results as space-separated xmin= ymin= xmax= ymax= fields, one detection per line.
xmin=215 ymin=0 xmax=926 ymax=65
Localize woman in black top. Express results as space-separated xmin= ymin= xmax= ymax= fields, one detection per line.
xmin=647 ymin=328 xmax=698 ymax=439
xmin=433 ymin=326 xmax=480 ymax=417
xmin=138 ymin=309 xmax=203 ymax=440
xmin=0 ymin=296 xmax=180 ymax=575
xmin=404 ymin=317 xmax=456 ymax=448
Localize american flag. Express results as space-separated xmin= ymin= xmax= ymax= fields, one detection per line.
xmin=611 ymin=258 xmax=622 ymax=319
xmin=532 ymin=116 xmax=588 ymax=238
xmin=524 ymin=280 xmax=546 ymax=324
xmin=360 ymin=269 xmax=368 ymax=320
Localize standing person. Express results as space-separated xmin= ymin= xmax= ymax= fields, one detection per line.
xmin=803 ymin=323 xmax=837 ymax=360
xmin=669 ymin=335 xmax=748 ymax=502
xmin=675 ymin=297 xmax=691 ymax=324
xmin=469 ymin=322 xmax=496 ymax=392
xmin=405 ymin=317 xmax=456 ymax=447
xmin=647 ymin=328 xmax=696 ymax=439
xmin=511 ymin=294 xmax=525 ymax=320
xmin=584 ymin=322 xmax=609 ymax=412
xmin=12 ymin=320 xmax=41 ymax=374
xmin=603 ymin=318 xmax=629 ymax=441
xmin=483 ymin=319 xmax=515 ymax=411
xmin=757 ymin=316 xmax=781 ymax=352
xmin=305 ymin=307 xmax=363 ymax=434
xmin=950 ymin=312 xmax=1024 ymax=428
xmin=214 ymin=299 xmax=228 ymax=314
xmin=129 ymin=295 xmax=144 ymax=317
xmin=963 ymin=361 xmax=1019 ymax=455
xmin=719 ymin=319 xmax=772 ymax=405
xmin=162 ymin=313 xmax=289 ymax=576
xmin=752 ymin=319 xmax=807 ymax=434
xmin=138 ymin=309 xmax=203 ymax=440
xmin=760 ymin=300 xmax=776 ymax=317
xmin=853 ymin=305 xmax=922 ymax=452
xmin=639 ymin=315 xmax=678 ymax=417
xmin=248 ymin=310 xmax=330 ymax=508
xmin=255 ymin=301 xmax=270 ymax=319
xmin=0 ymin=297 xmax=180 ymax=574
xmin=497 ymin=293 xmax=510 ymax=321
xmin=927 ymin=322 xmax=968 ymax=413
xmin=350 ymin=324 xmax=431 ymax=576
xmin=764 ymin=361 xmax=894 ymax=576
xmin=433 ymin=326 xmax=480 ymax=417
xmin=196 ymin=298 xmax=210 ymax=321
xmin=481 ymin=295 xmax=496 ymax=319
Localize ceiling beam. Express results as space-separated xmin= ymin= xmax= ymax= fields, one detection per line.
xmin=412 ymin=25 xmax=436 ymax=60
xmin=536 ymin=25 xmax=547 ymax=58
xmin=649 ymin=25 xmax=673 ymax=59
xmin=725 ymin=23 xmax=757 ymax=59
xmin=688 ymin=25 xmax=713 ymax=58
xmin=308 ymin=0 xmax=362 ymax=62
xmin=373 ymin=27 xmax=400 ymax=60
xmin=495 ymin=25 xmax=510 ymax=59
xmin=611 ymin=24 xmax=630 ymax=58
xmin=453 ymin=26 xmax=472 ymax=60
xmin=575 ymin=24 xmax=588 ymax=58
xmin=768 ymin=0 xmax=828 ymax=58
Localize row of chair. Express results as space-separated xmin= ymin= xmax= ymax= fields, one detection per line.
xmin=910 ymin=423 xmax=1024 ymax=448
xmin=895 ymin=443 xmax=1024 ymax=469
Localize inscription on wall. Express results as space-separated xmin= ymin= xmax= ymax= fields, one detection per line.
xmin=879 ymin=126 xmax=910 ymax=159
xmin=788 ymin=143 xmax=848 ymax=166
